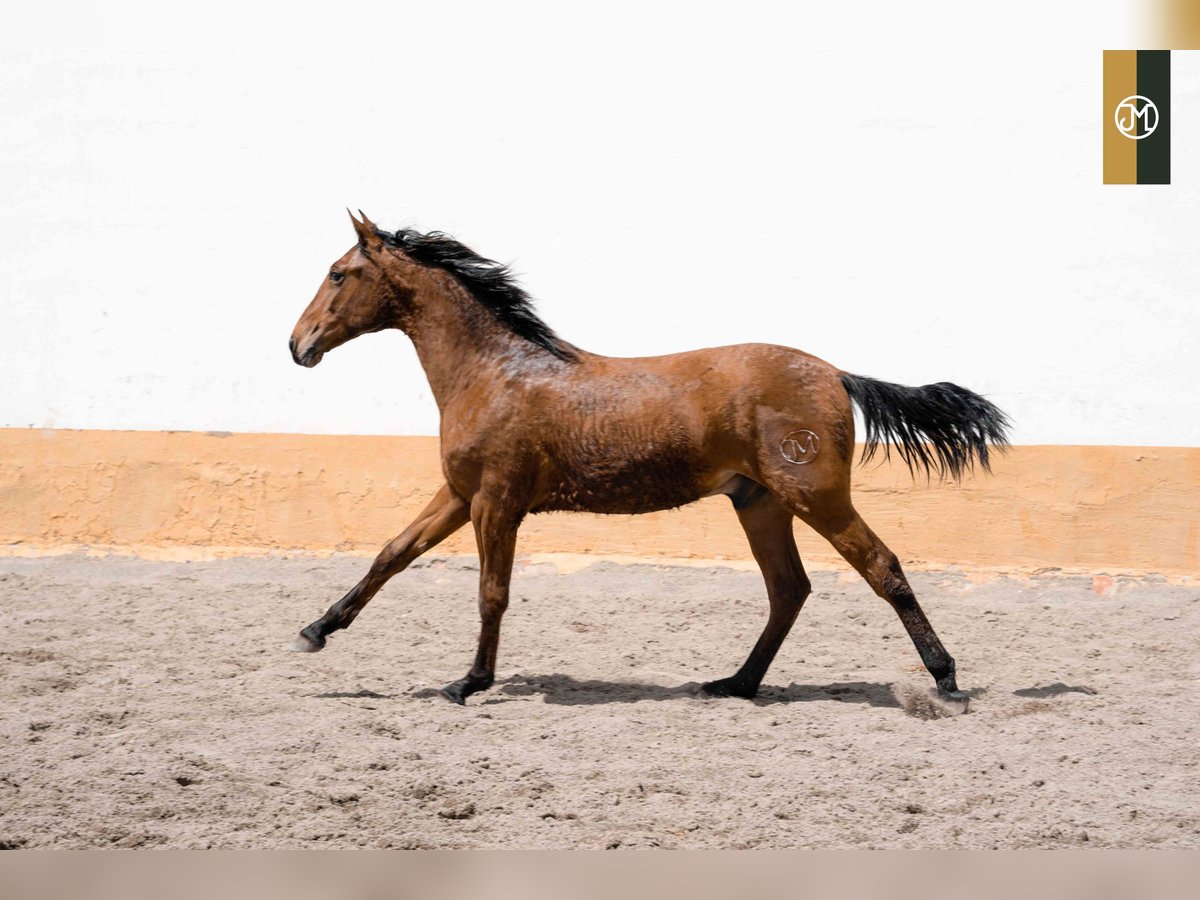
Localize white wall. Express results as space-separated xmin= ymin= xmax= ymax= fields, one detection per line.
xmin=2 ymin=2 xmax=1196 ymax=445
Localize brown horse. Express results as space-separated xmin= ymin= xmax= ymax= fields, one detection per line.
xmin=288 ymin=212 xmax=1009 ymax=708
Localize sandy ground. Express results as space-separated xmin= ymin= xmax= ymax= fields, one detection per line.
xmin=0 ymin=553 xmax=1197 ymax=849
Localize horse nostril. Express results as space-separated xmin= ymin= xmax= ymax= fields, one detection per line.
xmin=310 ymin=324 xmax=318 ymax=335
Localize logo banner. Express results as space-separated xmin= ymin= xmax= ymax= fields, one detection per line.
xmin=1103 ymin=50 xmax=1171 ymax=185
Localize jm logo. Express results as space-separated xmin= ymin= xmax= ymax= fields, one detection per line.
xmin=780 ymin=430 xmax=819 ymax=465
xmin=1115 ymin=95 xmax=1159 ymax=140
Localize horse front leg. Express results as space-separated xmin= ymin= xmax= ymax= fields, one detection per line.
xmin=291 ymin=483 xmax=469 ymax=652
xmin=439 ymin=494 xmax=523 ymax=705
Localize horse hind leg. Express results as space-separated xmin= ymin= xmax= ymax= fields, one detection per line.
xmin=796 ymin=496 xmax=969 ymax=710
xmin=702 ymin=492 xmax=811 ymax=699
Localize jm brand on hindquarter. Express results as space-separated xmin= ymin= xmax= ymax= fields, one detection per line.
xmin=287 ymin=211 xmax=1010 ymax=708
xmin=780 ymin=430 xmax=820 ymax=465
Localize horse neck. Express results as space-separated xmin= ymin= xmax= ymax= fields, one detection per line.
xmin=401 ymin=271 xmax=544 ymax=412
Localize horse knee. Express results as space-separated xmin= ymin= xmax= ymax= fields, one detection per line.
xmin=477 ymin=584 xmax=509 ymax=621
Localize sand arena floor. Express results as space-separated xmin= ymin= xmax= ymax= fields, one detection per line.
xmin=0 ymin=554 xmax=1197 ymax=849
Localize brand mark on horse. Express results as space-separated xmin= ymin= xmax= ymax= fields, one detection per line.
xmin=780 ymin=430 xmax=820 ymax=465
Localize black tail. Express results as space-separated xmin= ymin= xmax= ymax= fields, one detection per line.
xmin=840 ymin=373 xmax=1011 ymax=481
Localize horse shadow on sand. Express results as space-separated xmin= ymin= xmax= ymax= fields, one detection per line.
xmin=406 ymin=674 xmax=910 ymax=708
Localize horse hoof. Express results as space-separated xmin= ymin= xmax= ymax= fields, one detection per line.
xmin=289 ymin=632 xmax=325 ymax=653
xmin=701 ymin=677 xmax=757 ymax=699
xmin=934 ymin=688 xmax=970 ymax=715
xmin=439 ymin=684 xmax=467 ymax=705
xmin=440 ymin=675 xmax=492 ymax=705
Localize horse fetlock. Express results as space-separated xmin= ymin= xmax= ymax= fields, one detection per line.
xmin=931 ymin=657 xmax=957 ymax=687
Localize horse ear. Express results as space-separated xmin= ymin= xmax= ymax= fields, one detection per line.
xmin=348 ymin=208 xmax=382 ymax=251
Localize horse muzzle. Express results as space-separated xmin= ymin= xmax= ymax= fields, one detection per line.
xmin=289 ymin=335 xmax=324 ymax=368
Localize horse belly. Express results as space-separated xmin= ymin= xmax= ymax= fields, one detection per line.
xmin=533 ymin=441 xmax=706 ymax=514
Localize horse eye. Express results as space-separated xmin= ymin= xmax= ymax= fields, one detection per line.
xmin=329 ymin=271 xmax=344 ymax=285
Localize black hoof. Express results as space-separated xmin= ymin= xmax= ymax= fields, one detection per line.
xmin=701 ymin=676 xmax=758 ymax=699
xmin=439 ymin=684 xmax=467 ymax=705
xmin=936 ymin=688 xmax=970 ymax=713
xmin=438 ymin=676 xmax=492 ymax=706
xmin=290 ymin=624 xmax=326 ymax=653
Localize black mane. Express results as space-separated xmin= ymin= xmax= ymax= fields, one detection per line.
xmin=376 ymin=227 xmax=577 ymax=361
